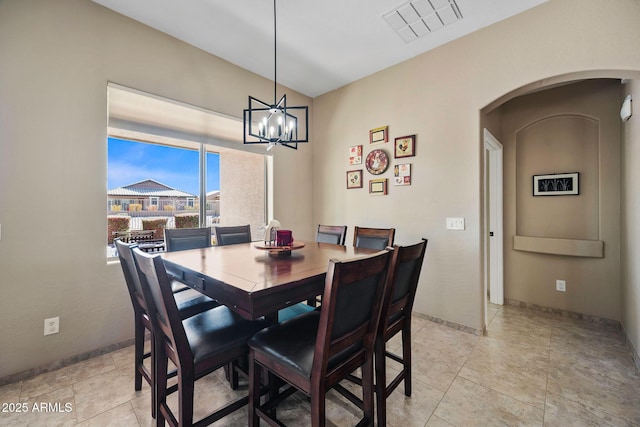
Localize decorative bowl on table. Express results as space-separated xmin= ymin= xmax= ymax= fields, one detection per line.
xmin=254 ymin=241 xmax=305 ymax=257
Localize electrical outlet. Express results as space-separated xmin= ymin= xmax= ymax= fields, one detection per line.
xmin=446 ymin=217 xmax=465 ymax=230
xmin=44 ymin=317 xmax=59 ymax=336
xmin=556 ymin=280 xmax=566 ymax=292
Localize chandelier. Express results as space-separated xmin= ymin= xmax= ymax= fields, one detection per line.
xmin=243 ymin=0 xmax=308 ymax=150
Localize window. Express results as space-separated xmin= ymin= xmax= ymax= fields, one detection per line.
xmin=107 ymin=84 xmax=269 ymax=258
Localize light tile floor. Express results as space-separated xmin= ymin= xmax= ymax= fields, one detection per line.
xmin=1 ymin=304 xmax=639 ymax=426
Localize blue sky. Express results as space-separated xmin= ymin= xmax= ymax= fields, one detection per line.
xmin=107 ymin=137 xmax=220 ymax=195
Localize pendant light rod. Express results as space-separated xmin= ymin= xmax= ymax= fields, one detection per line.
xmin=273 ymin=0 xmax=277 ymax=105
xmin=243 ymin=0 xmax=309 ymax=148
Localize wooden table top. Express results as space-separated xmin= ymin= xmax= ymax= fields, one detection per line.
xmin=161 ymin=241 xmax=377 ymax=319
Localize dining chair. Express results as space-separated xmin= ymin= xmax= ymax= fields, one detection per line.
xmin=132 ymin=248 xmax=270 ymax=426
xmin=214 ymin=224 xmax=251 ymax=246
xmin=305 ymin=225 xmax=348 ymax=309
xmin=247 ymin=249 xmax=394 ymax=427
xmin=315 ymin=224 xmax=348 ymax=245
xmin=164 ymin=226 xmax=212 ymax=252
xmin=353 ymin=226 xmax=395 ymax=250
xmin=114 ymin=239 xmax=219 ymax=418
xmin=334 ymin=238 xmax=428 ymax=426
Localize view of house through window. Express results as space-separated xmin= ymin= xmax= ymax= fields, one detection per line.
xmin=107 ymin=135 xmax=266 ymax=257
xmin=106 ymin=84 xmax=267 ymax=258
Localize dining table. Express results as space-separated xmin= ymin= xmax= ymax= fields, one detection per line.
xmin=161 ymin=241 xmax=377 ymax=322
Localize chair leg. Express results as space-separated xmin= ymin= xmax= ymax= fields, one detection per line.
xmin=231 ymin=361 xmax=239 ymax=390
xmin=134 ymin=318 xmax=145 ymax=391
xmin=361 ymin=356 xmax=375 ymax=427
xmin=154 ymin=347 xmax=168 ymax=427
xmin=402 ymin=324 xmax=412 ymax=397
xmin=178 ymin=370 xmax=195 ymax=427
xmin=248 ymin=351 xmax=261 ymax=427
xmin=149 ymin=331 xmax=156 ymax=419
xmin=375 ymin=338 xmax=387 ymax=427
xmin=310 ymin=384 xmax=326 ymax=427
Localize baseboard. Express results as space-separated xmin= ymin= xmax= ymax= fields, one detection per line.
xmin=504 ymin=298 xmax=621 ymax=329
xmin=0 ymin=338 xmax=135 ymax=387
xmin=414 ymin=311 xmax=483 ymax=336
xmin=621 ymin=323 xmax=640 ymax=374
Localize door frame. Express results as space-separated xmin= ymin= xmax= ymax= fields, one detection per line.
xmin=484 ymin=129 xmax=504 ymax=309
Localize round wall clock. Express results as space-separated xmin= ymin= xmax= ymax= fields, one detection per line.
xmin=365 ymin=149 xmax=389 ymax=175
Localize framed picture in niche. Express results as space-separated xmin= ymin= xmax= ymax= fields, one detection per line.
xmin=369 ymin=178 xmax=388 ymax=195
xmin=369 ymin=126 xmax=388 ymax=144
xmin=394 ymin=163 xmax=411 ymax=186
xmin=533 ymin=172 xmax=579 ymax=196
xmin=346 ymin=170 xmax=363 ymax=189
xmin=349 ymin=145 xmax=362 ymax=165
xmin=394 ymin=135 xmax=415 ymax=158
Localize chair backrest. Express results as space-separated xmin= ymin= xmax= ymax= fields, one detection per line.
xmin=132 ymin=248 xmax=191 ymax=365
xmin=353 ymin=226 xmax=395 ymax=250
xmin=115 ymin=239 xmax=147 ymax=313
xmin=214 ymin=225 xmax=251 ymax=246
xmin=313 ymin=249 xmax=393 ymax=386
xmin=164 ymin=227 xmax=212 ymax=252
xmin=381 ymin=239 xmax=428 ymax=334
xmin=315 ymin=225 xmax=348 ymax=245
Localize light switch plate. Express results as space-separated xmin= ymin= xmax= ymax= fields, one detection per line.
xmin=446 ymin=217 xmax=465 ymax=230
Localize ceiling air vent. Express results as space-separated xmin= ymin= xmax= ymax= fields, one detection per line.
xmin=383 ymin=0 xmax=463 ymax=43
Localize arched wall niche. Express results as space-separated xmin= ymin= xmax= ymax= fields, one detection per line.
xmin=480 ymin=70 xmax=638 ymax=322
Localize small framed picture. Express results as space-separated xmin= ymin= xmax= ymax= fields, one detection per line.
xmin=394 ymin=163 xmax=411 ymax=186
xmin=369 ymin=178 xmax=388 ymax=195
xmin=346 ymin=170 xmax=363 ymax=189
xmin=394 ymin=135 xmax=415 ymax=158
xmin=349 ymin=145 xmax=362 ymax=165
xmin=369 ymin=126 xmax=388 ymax=144
xmin=533 ymin=172 xmax=579 ymax=196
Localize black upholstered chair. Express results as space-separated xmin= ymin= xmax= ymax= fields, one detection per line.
xmin=353 ymin=226 xmax=395 ymax=250
xmin=214 ymin=225 xmax=251 ymax=246
xmin=373 ymin=238 xmax=427 ymax=426
xmin=334 ymin=238 xmax=428 ymax=426
xmin=164 ymin=227 xmax=212 ymax=252
xmin=315 ymin=224 xmax=348 ymax=245
xmin=114 ymin=239 xmax=219 ymax=418
xmin=132 ymin=248 xmax=269 ymax=426
xmin=247 ymin=249 xmax=393 ymax=426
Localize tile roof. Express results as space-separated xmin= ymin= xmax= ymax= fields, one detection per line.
xmin=107 ymin=179 xmax=197 ymax=198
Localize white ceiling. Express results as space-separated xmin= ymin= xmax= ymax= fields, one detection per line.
xmin=92 ymin=0 xmax=549 ymax=98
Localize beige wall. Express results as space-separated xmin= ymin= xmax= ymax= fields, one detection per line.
xmin=499 ymin=80 xmax=621 ymax=319
xmin=0 ymin=0 xmax=312 ymax=378
xmin=2 ymin=0 xmax=640 ymax=380
xmin=219 ymin=150 xmax=265 ymax=239
xmin=312 ymin=0 xmax=640 ymax=334
xmin=622 ymin=79 xmax=640 ymax=364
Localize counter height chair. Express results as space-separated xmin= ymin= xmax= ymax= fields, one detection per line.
xmin=214 ymin=225 xmax=251 ymax=246
xmin=315 ymin=224 xmax=348 ymax=245
xmin=334 ymin=238 xmax=428 ymax=426
xmin=305 ymin=225 xmax=348 ymax=309
xmin=165 ymin=227 xmax=212 ymax=252
xmin=115 ymin=239 xmax=219 ymax=418
xmin=353 ymin=226 xmax=395 ymax=250
xmin=132 ymin=248 xmax=270 ymax=427
xmin=247 ymin=249 xmax=393 ymax=427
